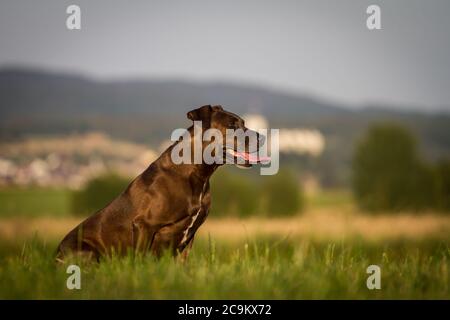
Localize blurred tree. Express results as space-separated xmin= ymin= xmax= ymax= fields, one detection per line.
xmin=210 ymin=169 xmax=259 ymax=217
xmin=71 ymin=173 xmax=130 ymax=215
xmin=352 ymin=123 xmax=433 ymax=211
xmin=433 ymin=160 xmax=450 ymax=211
xmin=211 ymin=167 xmax=304 ymax=217
xmin=262 ymin=169 xmax=303 ymax=216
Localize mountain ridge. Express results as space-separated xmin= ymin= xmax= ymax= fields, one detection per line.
xmin=0 ymin=68 xmax=449 ymax=186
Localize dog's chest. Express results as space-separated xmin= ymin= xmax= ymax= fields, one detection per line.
xmin=179 ymin=183 xmax=210 ymax=246
xmin=150 ymin=180 xmax=211 ymax=252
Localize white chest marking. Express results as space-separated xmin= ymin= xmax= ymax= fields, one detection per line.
xmin=180 ymin=182 xmax=207 ymax=245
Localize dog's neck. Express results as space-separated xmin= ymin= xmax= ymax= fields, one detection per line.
xmin=161 ymin=137 xmax=220 ymax=183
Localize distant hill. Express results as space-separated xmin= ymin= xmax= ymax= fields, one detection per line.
xmin=0 ymin=68 xmax=352 ymax=140
xmin=0 ymin=68 xmax=349 ymax=118
xmin=1 ymin=68 xmax=449 ymax=186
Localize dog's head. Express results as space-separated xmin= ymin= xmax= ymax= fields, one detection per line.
xmin=187 ymin=105 xmax=269 ymax=167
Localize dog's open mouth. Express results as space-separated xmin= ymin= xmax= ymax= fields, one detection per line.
xmin=226 ymin=149 xmax=271 ymax=165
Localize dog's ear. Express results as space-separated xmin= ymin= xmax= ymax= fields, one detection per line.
xmin=212 ymin=105 xmax=223 ymax=111
xmin=187 ymin=105 xmax=213 ymax=125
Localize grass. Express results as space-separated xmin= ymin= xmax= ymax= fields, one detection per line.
xmin=0 ymin=187 xmax=448 ymax=299
xmin=305 ymin=189 xmax=353 ymax=209
xmin=0 ymin=187 xmax=72 ymax=217
xmin=0 ymin=236 xmax=448 ymax=299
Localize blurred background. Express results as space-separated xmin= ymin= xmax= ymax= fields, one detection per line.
xmin=0 ymin=0 xmax=449 ymax=241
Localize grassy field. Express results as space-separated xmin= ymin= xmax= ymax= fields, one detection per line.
xmin=0 ymin=237 xmax=448 ymax=299
xmin=0 ymin=188 xmax=449 ymax=299
xmin=0 ymin=187 xmax=72 ymax=217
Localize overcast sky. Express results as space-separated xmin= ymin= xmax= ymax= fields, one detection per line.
xmin=0 ymin=0 xmax=449 ymax=111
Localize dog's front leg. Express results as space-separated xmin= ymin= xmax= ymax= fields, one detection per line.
xmin=178 ymin=236 xmax=195 ymax=263
xmin=132 ymin=217 xmax=158 ymax=256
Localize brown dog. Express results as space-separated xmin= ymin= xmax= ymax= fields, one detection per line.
xmin=56 ymin=105 xmax=267 ymax=262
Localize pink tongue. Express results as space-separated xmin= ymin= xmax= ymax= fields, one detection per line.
xmin=239 ymin=152 xmax=271 ymax=164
